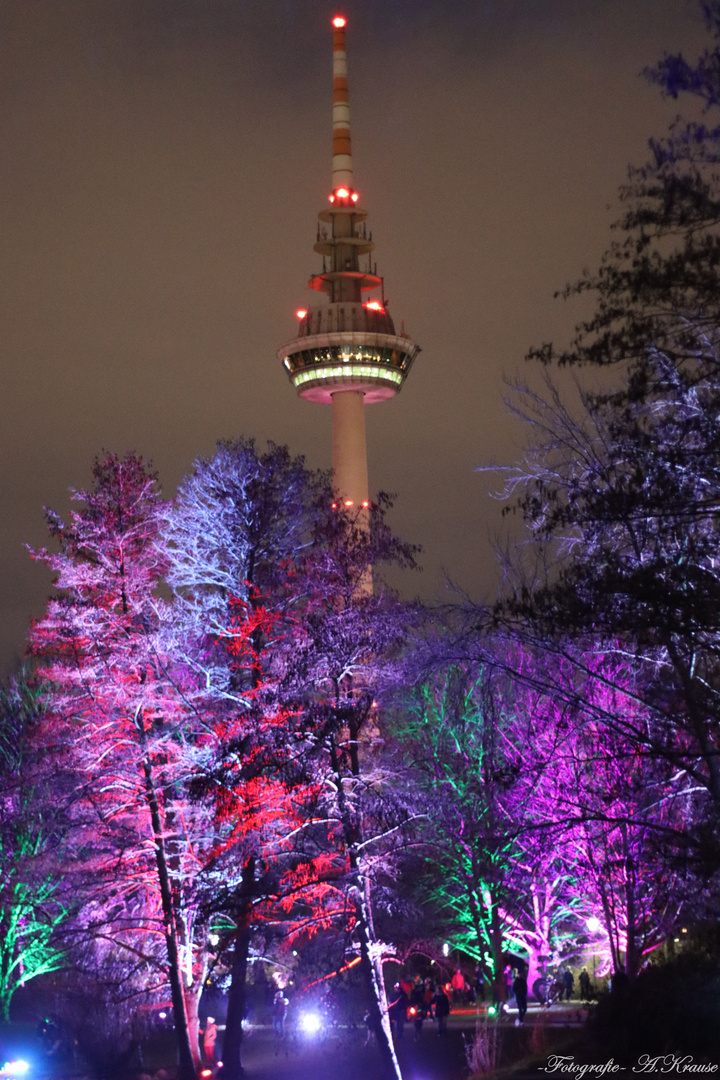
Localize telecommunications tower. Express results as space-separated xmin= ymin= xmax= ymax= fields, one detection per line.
xmin=277 ymin=15 xmax=420 ymax=512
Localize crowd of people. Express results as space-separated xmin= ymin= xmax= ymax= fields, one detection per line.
xmin=383 ymin=961 xmax=594 ymax=1039
xmin=386 ymin=976 xmax=453 ymax=1040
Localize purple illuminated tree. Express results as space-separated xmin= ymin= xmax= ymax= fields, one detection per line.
xmin=538 ymin=653 xmax=700 ymax=979
xmin=393 ymin=643 xmax=582 ymax=1000
xmin=28 ymin=454 xmax=211 ymax=1080
xmin=397 ymin=623 xmax=703 ymax=987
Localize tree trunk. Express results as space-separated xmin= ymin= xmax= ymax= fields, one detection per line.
xmin=490 ymin=901 xmax=506 ymax=1007
xmin=218 ymin=858 xmax=256 ymax=1080
xmin=140 ymin=750 xmax=199 ymax=1080
xmin=351 ymin=871 xmax=402 ymax=1080
xmin=328 ymin=721 xmax=401 ymax=1080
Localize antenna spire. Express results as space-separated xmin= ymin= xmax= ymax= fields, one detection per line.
xmin=331 ymin=16 xmax=353 ymax=193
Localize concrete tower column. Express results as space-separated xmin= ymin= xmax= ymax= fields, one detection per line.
xmin=332 ymin=388 xmax=369 ymax=508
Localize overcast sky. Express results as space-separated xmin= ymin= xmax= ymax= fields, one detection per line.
xmin=0 ymin=0 xmax=708 ymax=673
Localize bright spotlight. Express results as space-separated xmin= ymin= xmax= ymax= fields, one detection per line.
xmin=299 ymin=1011 xmax=322 ymax=1035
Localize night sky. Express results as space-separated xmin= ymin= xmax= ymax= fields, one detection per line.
xmin=0 ymin=0 xmax=706 ymax=673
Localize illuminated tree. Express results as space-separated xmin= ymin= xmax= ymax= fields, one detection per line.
xmin=0 ymin=675 xmax=68 ymax=1021
xmin=394 ymin=647 xmax=582 ymax=1000
xmin=165 ymin=441 xmax=418 ymax=1080
xmin=162 ymin=439 xmax=328 ymax=705
xmin=283 ymin=498 xmax=419 ymax=1080
xmin=537 ymin=653 xmax=700 ymax=979
xmin=396 ymin=623 xmax=704 ymax=990
xmin=29 ymin=454 xmax=210 ymax=1080
xmin=163 ymin=440 xmax=346 ymax=1080
xmin=187 ymin=594 xmax=346 ymax=1080
xmin=498 ymin=331 xmax=720 ymax=847
xmin=396 ymin=663 xmax=515 ymax=994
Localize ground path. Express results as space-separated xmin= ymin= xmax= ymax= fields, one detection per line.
xmin=215 ymin=1004 xmax=589 ymax=1080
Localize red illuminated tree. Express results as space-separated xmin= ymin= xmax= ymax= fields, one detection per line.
xmin=28 ymin=453 xmax=210 ymax=1080
xmin=165 ymin=441 xmax=418 ymax=1080
xmin=163 ymin=440 xmax=347 ymax=1080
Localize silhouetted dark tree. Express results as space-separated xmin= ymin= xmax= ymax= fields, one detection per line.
xmin=495 ymin=6 xmax=720 ymax=837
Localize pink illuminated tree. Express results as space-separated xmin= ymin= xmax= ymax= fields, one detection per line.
xmin=28 ymin=453 xmax=210 ymax=1080
xmin=498 ymin=645 xmax=700 ymax=980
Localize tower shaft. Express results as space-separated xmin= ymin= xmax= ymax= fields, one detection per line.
xmin=332 ymin=389 xmax=369 ymax=507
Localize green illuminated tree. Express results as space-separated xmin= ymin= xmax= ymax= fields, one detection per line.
xmin=394 ymin=650 xmax=582 ymax=1001
xmin=0 ymin=675 xmax=68 ymax=1021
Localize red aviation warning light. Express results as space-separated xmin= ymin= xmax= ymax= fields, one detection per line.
xmin=332 ymin=16 xmax=347 ymax=28
xmin=296 ymin=309 xmax=307 ymax=319
xmin=329 ymin=187 xmax=359 ymax=203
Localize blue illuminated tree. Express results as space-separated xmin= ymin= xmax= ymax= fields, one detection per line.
xmin=162 ymin=439 xmax=340 ymax=1080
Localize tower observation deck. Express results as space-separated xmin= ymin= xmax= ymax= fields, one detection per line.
xmin=277 ymin=15 xmax=420 ymax=510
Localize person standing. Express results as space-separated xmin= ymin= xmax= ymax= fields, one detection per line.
xmin=474 ymin=963 xmax=486 ymax=1002
xmin=272 ymin=991 xmax=289 ymax=1037
xmin=410 ymin=979 xmax=426 ymax=1040
xmin=203 ymin=1017 xmax=218 ymax=1064
xmin=563 ymin=969 xmax=574 ymax=1001
xmin=579 ymin=968 xmax=591 ymax=1001
xmin=388 ymin=983 xmax=409 ymax=1041
xmin=512 ymin=969 xmax=528 ymax=1025
xmin=433 ymin=984 xmax=450 ymax=1035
